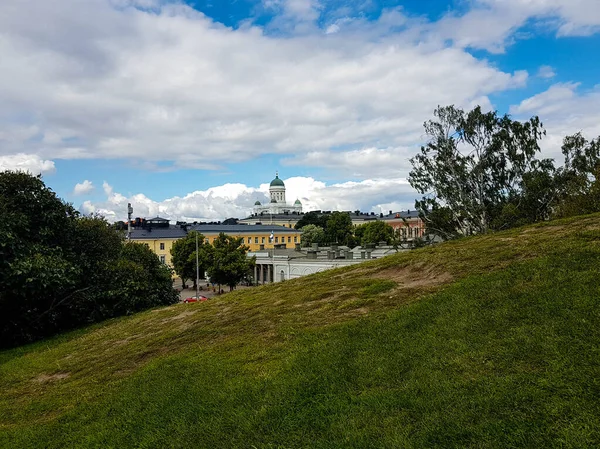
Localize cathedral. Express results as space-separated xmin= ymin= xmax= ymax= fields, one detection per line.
xmin=253 ymin=172 xmax=303 ymax=215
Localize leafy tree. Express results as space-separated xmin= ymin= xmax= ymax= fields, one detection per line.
xmin=104 ymin=242 xmax=179 ymax=316
xmin=409 ymin=105 xmax=547 ymax=237
xmin=0 ymin=171 xmax=178 ymax=348
xmin=208 ymin=233 xmax=255 ymax=291
xmin=355 ymin=221 xmax=394 ymax=246
xmin=553 ymin=133 xmax=600 ymax=217
xmin=325 ymin=212 xmax=354 ymax=246
xmin=294 ymin=211 xmax=327 ymax=230
xmin=170 ymin=231 xmax=211 ymax=288
xmin=300 ymin=224 xmax=325 ymax=247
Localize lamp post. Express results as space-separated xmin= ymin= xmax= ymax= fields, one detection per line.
xmin=195 ymin=231 xmax=200 ymax=300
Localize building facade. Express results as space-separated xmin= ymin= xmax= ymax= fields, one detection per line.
xmin=129 ymin=220 xmax=302 ymax=269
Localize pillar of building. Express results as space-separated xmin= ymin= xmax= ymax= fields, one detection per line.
xmin=254 ymin=265 xmax=257 ymax=285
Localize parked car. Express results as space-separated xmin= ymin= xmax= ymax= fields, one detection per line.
xmin=183 ymin=295 xmax=208 ymax=303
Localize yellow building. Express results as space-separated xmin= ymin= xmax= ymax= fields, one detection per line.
xmin=129 ymin=218 xmax=302 ymax=268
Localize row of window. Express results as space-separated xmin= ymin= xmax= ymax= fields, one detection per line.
xmin=156 ymin=235 xmax=300 ymax=254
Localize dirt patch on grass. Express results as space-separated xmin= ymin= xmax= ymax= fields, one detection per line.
xmin=372 ymin=264 xmax=453 ymax=290
xmin=33 ymin=372 xmax=70 ymax=383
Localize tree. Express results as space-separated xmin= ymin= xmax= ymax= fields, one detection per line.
xmin=170 ymin=231 xmax=211 ymax=288
xmin=553 ymin=133 xmax=600 ymax=217
xmin=208 ymin=233 xmax=255 ymax=291
xmin=294 ymin=211 xmax=327 ymax=230
xmin=0 ymin=171 xmax=178 ymax=348
xmin=300 ymin=224 xmax=325 ymax=247
xmin=409 ymin=105 xmax=547 ymax=237
xmin=325 ymin=212 xmax=354 ymax=246
xmin=355 ymin=221 xmax=394 ymax=246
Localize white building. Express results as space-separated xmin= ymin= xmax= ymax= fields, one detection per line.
xmin=253 ymin=172 xmax=303 ymax=215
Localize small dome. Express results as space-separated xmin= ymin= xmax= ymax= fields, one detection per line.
xmin=270 ymin=173 xmax=285 ymax=187
xmin=254 ymin=200 xmax=261 ymax=205
xmin=270 ymin=198 xmax=278 ymax=203
xmin=294 ymin=199 xmax=302 ymax=205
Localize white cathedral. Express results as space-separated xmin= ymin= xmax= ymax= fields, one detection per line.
xmin=253 ymin=172 xmax=303 ymax=215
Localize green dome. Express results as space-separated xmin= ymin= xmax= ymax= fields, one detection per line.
xmin=254 ymin=200 xmax=261 ymax=205
xmin=294 ymin=199 xmax=302 ymax=205
xmin=270 ymin=198 xmax=278 ymax=203
xmin=270 ymin=174 xmax=285 ymax=187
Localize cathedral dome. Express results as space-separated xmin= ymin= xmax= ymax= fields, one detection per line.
xmin=270 ymin=198 xmax=277 ymax=203
xmin=254 ymin=200 xmax=261 ymax=205
xmin=294 ymin=199 xmax=302 ymax=205
xmin=270 ymin=174 xmax=285 ymax=187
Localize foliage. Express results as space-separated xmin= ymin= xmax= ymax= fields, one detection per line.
xmin=553 ymin=133 xmax=600 ymax=217
xmin=170 ymin=231 xmax=211 ymax=287
xmin=354 ymin=220 xmax=394 ymax=246
xmin=294 ymin=211 xmax=327 ymax=230
xmin=299 ymin=224 xmax=325 ymax=247
xmin=207 ymin=233 xmax=255 ymax=290
xmin=324 ymin=211 xmax=355 ymax=246
xmin=409 ymin=105 xmax=547 ymax=236
xmin=0 ymin=171 xmax=178 ymax=348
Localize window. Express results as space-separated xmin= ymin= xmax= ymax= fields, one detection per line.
xmin=261 ymin=237 xmax=265 ymax=243
xmin=159 ymin=242 xmax=165 ymax=250
xmin=159 ymin=255 xmax=166 ymax=264
xmin=275 ymin=237 xmax=279 ymax=243
xmin=294 ymin=236 xmax=297 ymax=243
xmin=205 ymin=239 xmax=209 ymax=244
xmin=248 ymin=237 xmax=251 ymax=244
xmin=288 ymin=236 xmax=291 ymax=243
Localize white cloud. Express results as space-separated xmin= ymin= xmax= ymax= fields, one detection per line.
xmin=431 ymin=0 xmax=600 ymax=52
xmin=73 ymin=179 xmax=94 ymax=195
xmin=537 ymin=65 xmax=556 ymax=79
xmin=0 ymin=154 xmax=56 ymax=175
xmin=0 ymin=0 xmax=529 ymax=178
xmin=81 ymin=176 xmax=418 ymax=222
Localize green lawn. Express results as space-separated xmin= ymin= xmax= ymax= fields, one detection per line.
xmin=1 ymin=215 xmax=600 ymax=448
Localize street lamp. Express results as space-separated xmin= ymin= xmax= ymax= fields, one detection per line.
xmin=195 ymin=231 xmax=200 ymax=300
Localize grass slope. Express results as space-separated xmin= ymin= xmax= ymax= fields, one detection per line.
xmin=1 ymin=215 xmax=600 ymax=448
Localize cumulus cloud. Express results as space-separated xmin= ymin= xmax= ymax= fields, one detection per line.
xmin=0 ymin=0 xmax=529 ymax=179
xmin=81 ymin=176 xmax=418 ymax=222
xmin=73 ymin=180 xmax=94 ymax=195
xmin=431 ymin=0 xmax=600 ymax=52
xmin=0 ymin=154 xmax=56 ymax=175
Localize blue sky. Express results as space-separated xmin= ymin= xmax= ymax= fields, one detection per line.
xmin=1 ymin=0 xmax=599 ymax=221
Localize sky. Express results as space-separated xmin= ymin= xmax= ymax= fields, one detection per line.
xmin=1 ymin=0 xmax=599 ymax=222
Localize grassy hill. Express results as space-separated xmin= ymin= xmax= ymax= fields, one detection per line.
xmin=1 ymin=215 xmax=600 ymax=448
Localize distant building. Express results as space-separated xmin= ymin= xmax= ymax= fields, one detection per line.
xmin=252 ymin=172 xmax=303 ymax=216
xmin=129 ymin=220 xmax=302 ymax=269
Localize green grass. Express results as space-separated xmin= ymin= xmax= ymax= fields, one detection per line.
xmin=2 ymin=214 xmax=600 ymax=448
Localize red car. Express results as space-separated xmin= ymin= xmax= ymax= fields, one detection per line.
xmin=183 ymin=295 xmax=208 ymax=303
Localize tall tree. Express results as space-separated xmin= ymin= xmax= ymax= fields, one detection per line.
xmin=294 ymin=211 xmax=328 ymax=230
xmin=355 ymin=221 xmax=394 ymax=246
xmin=325 ymin=212 xmax=355 ymax=246
xmin=0 ymin=171 xmax=178 ymax=348
xmin=170 ymin=231 xmax=211 ymax=288
xmin=409 ymin=105 xmax=547 ymax=236
xmin=208 ymin=233 xmax=255 ymax=291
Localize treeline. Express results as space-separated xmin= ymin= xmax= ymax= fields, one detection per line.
xmin=296 ymin=214 xmax=399 ymax=248
xmin=409 ymin=105 xmax=600 ymax=239
xmin=0 ymin=172 xmax=178 ymax=349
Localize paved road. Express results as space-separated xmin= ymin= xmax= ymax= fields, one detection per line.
xmin=173 ymin=279 xmax=253 ymax=301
